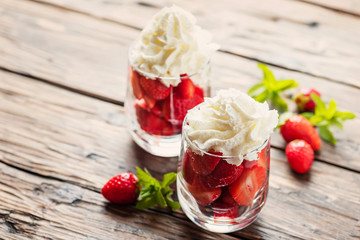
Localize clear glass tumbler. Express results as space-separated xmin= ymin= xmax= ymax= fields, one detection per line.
xmin=124 ymin=48 xmax=210 ymax=157
xmin=177 ymin=118 xmax=270 ymax=233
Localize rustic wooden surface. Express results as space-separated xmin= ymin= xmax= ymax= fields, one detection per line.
xmin=0 ymin=0 xmax=359 ymax=239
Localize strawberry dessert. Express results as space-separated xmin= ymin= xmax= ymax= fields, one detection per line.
xmin=177 ymin=89 xmax=278 ymax=233
xmin=125 ymin=6 xmax=218 ymax=156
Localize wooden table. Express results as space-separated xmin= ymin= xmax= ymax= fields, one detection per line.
xmin=1 ymin=0 xmax=359 ymax=239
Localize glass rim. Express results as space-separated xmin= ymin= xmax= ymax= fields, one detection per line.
xmin=128 ymin=40 xmax=211 ymax=80
xmin=182 ymin=115 xmax=270 ymax=159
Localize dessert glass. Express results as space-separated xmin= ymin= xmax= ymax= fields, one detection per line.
xmin=124 ymin=50 xmax=210 ymax=157
xmin=177 ymin=117 xmax=270 ymax=233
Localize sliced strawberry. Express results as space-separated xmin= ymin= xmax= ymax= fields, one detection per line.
xmin=188 ymin=150 xmax=222 ymax=175
xmin=187 ymin=183 xmax=221 ymax=206
xmin=176 ymin=75 xmax=195 ymax=99
xmin=143 ymin=93 xmax=156 ymax=109
xmin=135 ymin=102 xmax=175 ymax=136
xmin=218 ymin=187 xmax=237 ymax=205
xmin=130 ymin=68 xmax=143 ymax=100
xmin=139 ymin=77 xmax=171 ymax=100
xmin=200 ymin=160 xmax=244 ymax=189
xmin=194 ymin=86 xmax=204 ymax=99
xmin=229 ymin=166 xmax=267 ymax=207
xmin=163 ymin=92 xmax=204 ymax=125
xmin=212 ymin=201 xmax=239 ymax=219
xmin=182 ymin=149 xmax=196 ymax=185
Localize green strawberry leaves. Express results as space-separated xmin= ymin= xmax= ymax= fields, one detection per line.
xmin=301 ymin=94 xmax=356 ymax=144
xmin=248 ymin=63 xmax=298 ymax=111
xmin=135 ymin=167 xmax=180 ymax=210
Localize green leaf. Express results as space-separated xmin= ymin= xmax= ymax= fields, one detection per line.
xmin=319 ymin=126 xmax=336 ymax=144
xmin=165 ymin=191 xmax=181 ymax=210
xmin=161 ymin=173 xmax=177 ymax=188
xmin=325 ymin=99 xmax=337 ymax=120
xmin=258 ymin=63 xmax=276 ymax=88
xmin=248 ymin=83 xmax=266 ymax=97
xmin=311 ymin=93 xmax=326 ymax=116
xmin=309 ymin=115 xmax=328 ymax=126
xmin=271 ymin=93 xmax=288 ymax=111
xmin=277 ymin=112 xmax=294 ymax=128
xmin=334 ymin=111 xmax=356 ymax=120
xmin=135 ymin=167 xmax=180 ymax=210
xmin=301 ymin=112 xmax=314 ymax=120
xmin=253 ymin=89 xmax=270 ymax=103
xmin=155 ymin=190 xmax=167 ymax=207
xmin=273 ymin=79 xmax=298 ymax=91
xmin=136 ymin=196 xmax=158 ymax=210
xmin=331 ymin=118 xmax=344 ymax=130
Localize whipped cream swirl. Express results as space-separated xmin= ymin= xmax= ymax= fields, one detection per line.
xmin=129 ymin=5 xmax=219 ymax=87
xmin=184 ymin=89 xmax=279 ymax=165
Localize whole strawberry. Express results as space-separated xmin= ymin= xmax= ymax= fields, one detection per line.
xmin=293 ymin=88 xmax=321 ymax=112
xmin=285 ymin=140 xmax=314 ymax=174
xmin=280 ymin=115 xmax=321 ymax=151
xmin=102 ymin=173 xmax=139 ymax=204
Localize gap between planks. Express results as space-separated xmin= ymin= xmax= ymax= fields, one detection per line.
xmin=24 ymin=0 xmax=360 ymax=90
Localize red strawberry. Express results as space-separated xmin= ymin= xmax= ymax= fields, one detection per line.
xmin=102 ymin=173 xmax=139 ymax=204
xmin=163 ymin=92 xmax=203 ymax=125
xmin=285 ymin=140 xmax=314 ymax=174
xmin=140 ymin=77 xmax=171 ymax=100
xmin=176 ymin=75 xmax=195 ymax=99
xmin=293 ymin=88 xmax=321 ymax=112
xmin=135 ymin=102 xmax=175 ymax=136
xmin=182 ymin=149 xmax=196 ymax=185
xmin=130 ymin=68 xmax=143 ymax=100
xmin=229 ymin=166 xmax=266 ymax=207
xmin=212 ymin=201 xmax=239 ymax=219
xmin=200 ymin=160 xmax=244 ymax=189
xmin=188 ymin=150 xmax=222 ymax=175
xmin=187 ymin=183 xmax=221 ymax=206
xmin=143 ymin=93 xmax=156 ymax=109
xmin=194 ymin=86 xmax=204 ymax=99
xmin=280 ymin=115 xmax=321 ymax=151
xmin=218 ymin=187 xmax=237 ymax=205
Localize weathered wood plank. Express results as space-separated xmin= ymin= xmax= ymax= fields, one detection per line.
xmin=2 ymin=0 xmax=360 ymax=116
xmin=296 ymin=0 xmax=360 ymax=16
xmin=0 ymin=70 xmax=359 ymax=239
xmin=31 ymin=0 xmax=360 ymax=87
xmin=1 ymin=50 xmax=360 ymax=175
xmin=0 ymin=163 xmax=237 ymax=240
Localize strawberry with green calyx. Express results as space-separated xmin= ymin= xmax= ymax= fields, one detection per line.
xmin=135 ymin=167 xmax=180 ymax=210
xmin=101 ymin=168 xmax=180 ymax=210
xmin=293 ymin=88 xmax=321 ymax=112
xmin=280 ymin=114 xmax=321 ymax=151
xmin=302 ymin=94 xmax=356 ymax=144
xmin=248 ymin=63 xmax=298 ymax=112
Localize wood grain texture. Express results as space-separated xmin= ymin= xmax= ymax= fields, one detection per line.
xmin=0 ymin=70 xmax=359 ymax=239
xmin=30 ymin=0 xmax=360 ymax=87
xmin=295 ymin=0 xmax=360 ymax=16
xmin=0 ymin=164 xmax=237 ymax=240
xmin=1 ymin=0 xmax=360 ymax=114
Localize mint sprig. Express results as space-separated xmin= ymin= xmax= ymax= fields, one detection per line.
xmin=248 ymin=63 xmax=298 ymax=111
xmin=135 ymin=167 xmax=180 ymax=210
xmin=301 ymin=94 xmax=356 ymax=144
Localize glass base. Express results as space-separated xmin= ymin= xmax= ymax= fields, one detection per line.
xmin=129 ymin=127 xmax=181 ymax=157
xmin=177 ymin=175 xmax=265 ymax=233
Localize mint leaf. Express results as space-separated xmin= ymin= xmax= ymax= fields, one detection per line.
xmin=272 ymin=93 xmax=288 ymax=111
xmin=334 ymin=111 xmax=356 ymax=120
xmin=326 ymin=99 xmax=337 ymax=120
xmin=161 ymin=173 xmax=177 ymax=188
xmin=277 ymin=112 xmax=294 ymax=128
xmin=311 ymin=94 xmax=326 ymax=116
xmin=135 ymin=167 xmax=180 ymax=210
xmin=165 ymin=191 xmax=181 ymax=210
xmin=319 ymin=126 xmax=336 ymax=144
xmin=301 ymin=112 xmax=314 ymax=120
xmin=248 ymin=63 xmax=298 ymax=111
xmin=331 ymin=118 xmax=344 ymax=130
